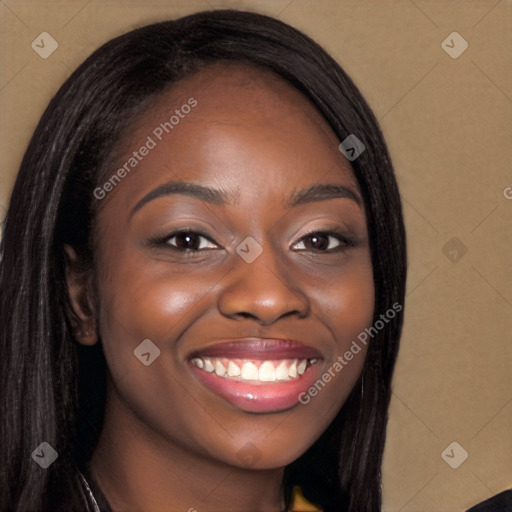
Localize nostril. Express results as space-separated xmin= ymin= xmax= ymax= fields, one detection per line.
xmin=236 ymin=311 xmax=258 ymax=320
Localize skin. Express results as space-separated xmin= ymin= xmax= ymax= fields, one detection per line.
xmin=66 ymin=62 xmax=375 ymax=512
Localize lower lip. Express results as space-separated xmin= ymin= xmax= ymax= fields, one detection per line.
xmin=189 ymin=361 xmax=323 ymax=413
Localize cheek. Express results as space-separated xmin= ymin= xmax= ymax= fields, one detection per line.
xmin=306 ymin=255 xmax=374 ymax=390
xmin=310 ymin=251 xmax=375 ymax=352
xmin=94 ymin=251 xmax=222 ymax=405
xmin=334 ymin=266 xmax=375 ymax=343
xmin=93 ymin=258 xmax=226 ymax=449
xmin=97 ymin=258 xmax=217 ymax=345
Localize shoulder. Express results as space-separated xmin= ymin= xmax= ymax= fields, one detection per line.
xmin=466 ymin=490 xmax=512 ymax=512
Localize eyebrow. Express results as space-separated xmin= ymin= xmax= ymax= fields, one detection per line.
xmin=288 ymin=183 xmax=361 ymax=207
xmin=129 ymin=181 xmax=237 ymax=219
xmin=130 ymin=180 xmax=361 ymax=219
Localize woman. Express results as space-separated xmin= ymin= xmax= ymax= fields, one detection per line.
xmin=0 ymin=9 xmax=406 ymax=512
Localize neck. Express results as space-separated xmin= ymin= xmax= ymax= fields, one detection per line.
xmin=89 ymin=381 xmax=286 ymax=512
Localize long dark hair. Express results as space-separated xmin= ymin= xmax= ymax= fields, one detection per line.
xmin=0 ymin=9 xmax=406 ymax=512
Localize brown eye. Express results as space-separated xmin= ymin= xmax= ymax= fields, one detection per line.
xmin=292 ymin=231 xmax=354 ymax=253
xmin=164 ymin=231 xmax=217 ymax=251
xmin=305 ymin=234 xmax=330 ymax=251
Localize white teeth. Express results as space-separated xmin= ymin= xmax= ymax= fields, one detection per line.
xmin=289 ymin=360 xmax=297 ymax=378
xmin=192 ymin=357 xmax=204 ymax=369
xmin=215 ymin=360 xmax=226 ymax=377
xmin=275 ymin=361 xmax=289 ymax=381
xmin=241 ymin=362 xmax=259 ymax=380
xmin=191 ymin=357 xmax=316 ymax=382
xmin=227 ymin=360 xmax=241 ymax=377
xmin=259 ymin=361 xmax=276 ymax=382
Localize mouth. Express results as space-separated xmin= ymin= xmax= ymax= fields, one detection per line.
xmin=191 ymin=356 xmax=318 ymax=382
xmin=187 ymin=338 xmax=323 ymax=413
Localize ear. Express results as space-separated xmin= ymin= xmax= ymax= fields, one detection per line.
xmin=64 ymin=244 xmax=99 ymax=346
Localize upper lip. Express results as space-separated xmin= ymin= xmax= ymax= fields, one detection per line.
xmin=188 ymin=338 xmax=322 ymax=360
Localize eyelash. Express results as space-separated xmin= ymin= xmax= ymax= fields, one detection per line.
xmin=148 ymin=228 xmax=355 ymax=255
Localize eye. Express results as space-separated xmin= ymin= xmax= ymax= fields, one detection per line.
xmin=292 ymin=231 xmax=354 ymax=253
xmin=152 ymin=230 xmax=218 ymax=252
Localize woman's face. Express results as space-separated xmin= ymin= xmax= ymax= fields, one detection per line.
xmin=89 ymin=63 xmax=374 ymax=470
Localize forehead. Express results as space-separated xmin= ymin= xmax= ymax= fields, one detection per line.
xmin=100 ymin=62 xmax=357 ymax=210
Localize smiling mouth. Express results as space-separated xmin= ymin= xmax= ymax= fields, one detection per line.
xmin=187 ymin=338 xmax=324 ymax=413
xmin=191 ymin=357 xmax=319 ymax=383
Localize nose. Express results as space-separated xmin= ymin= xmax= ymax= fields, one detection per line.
xmin=217 ymin=243 xmax=310 ymax=325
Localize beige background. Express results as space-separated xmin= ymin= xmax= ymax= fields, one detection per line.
xmin=1 ymin=1 xmax=511 ymax=510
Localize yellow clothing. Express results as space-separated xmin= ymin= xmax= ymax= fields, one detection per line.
xmin=290 ymin=485 xmax=323 ymax=511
